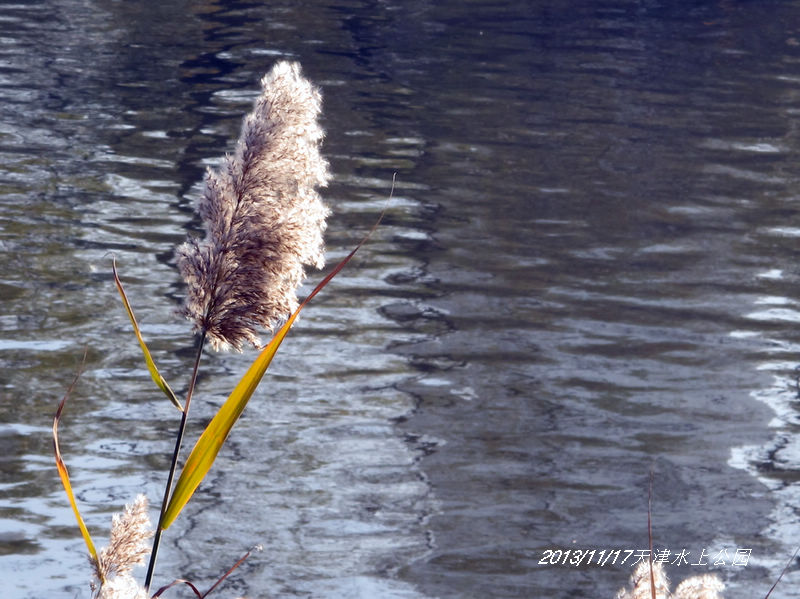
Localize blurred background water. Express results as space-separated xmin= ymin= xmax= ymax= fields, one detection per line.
xmin=3 ymin=0 xmax=800 ymax=597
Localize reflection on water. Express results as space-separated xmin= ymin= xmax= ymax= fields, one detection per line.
xmin=3 ymin=1 xmax=800 ymax=598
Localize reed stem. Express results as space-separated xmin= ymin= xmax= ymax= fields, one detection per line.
xmin=144 ymin=331 xmax=207 ymax=592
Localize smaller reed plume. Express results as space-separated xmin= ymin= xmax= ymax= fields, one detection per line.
xmin=615 ymin=561 xmax=671 ymax=599
xmin=615 ymin=561 xmax=724 ymax=599
xmin=177 ymin=60 xmax=331 ymax=351
xmin=92 ymin=495 xmax=153 ymax=599
xmin=672 ymin=574 xmax=725 ymax=599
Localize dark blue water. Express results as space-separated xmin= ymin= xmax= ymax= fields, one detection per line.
xmin=2 ymin=1 xmax=800 ymax=597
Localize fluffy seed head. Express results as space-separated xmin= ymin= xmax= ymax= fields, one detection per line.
xmin=615 ymin=561 xmax=725 ymax=599
xmin=92 ymin=494 xmax=153 ymax=598
xmin=615 ymin=561 xmax=671 ymax=599
xmin=673 ymin=573 xmax=725 ymax=599
xmin=177 ymin=61 xmax=330 ymax=351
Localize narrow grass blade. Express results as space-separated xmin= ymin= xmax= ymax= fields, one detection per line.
xmin=152 ymin=579 xmax=203 ymax=599
xmin=161 ymin=209 xmax=385 ymax=531
xmin=160 ymin=304 xmax=299 ymax=530
xmin=151 ymin=546 xmax=259 ymax=598
xmin=113 ymin=259 xmax=183 ymax=412
xmin=201 ymin=545 xmax=261 ymax=598
xmin=52 ymin=357 xmax=99 ymax=567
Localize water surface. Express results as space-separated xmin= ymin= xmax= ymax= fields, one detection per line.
xmin=2 ymin=1 xmax=800 ymax=598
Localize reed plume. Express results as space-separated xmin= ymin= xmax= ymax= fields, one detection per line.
xmin=615 ymin=561 xmax=724 ymax=599
xmin=615 ymin=561 xmax=671 ymax=599
xmin=673 ymin=574 xmax=725 ymax=599
xmin=95 ymin=575 xmax=149 ymax=599
xmin=92 ymin=495 xmax=152 ymax=599
xmin=176 ymin=60 xmax=331 ymax=351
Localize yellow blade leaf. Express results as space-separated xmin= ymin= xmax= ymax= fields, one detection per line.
xmin=113 ymin=259 xmax=183 ymax=412
xmin=159 ymin=309 xmax=297 ymax=530
xmin=53 ymin=361 xmax=99 ymax=569
xmin=160 ymin=211 xmax=383 ymax=530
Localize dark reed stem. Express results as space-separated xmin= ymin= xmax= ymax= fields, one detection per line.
xmin=144 ymin=331 xmax=207 ymax=592
xmin=647 ymin=468 xmax=655 ymax=599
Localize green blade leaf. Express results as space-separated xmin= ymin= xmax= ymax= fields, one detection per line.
xmin=160 ymin=213 xmax=382 ymax=530
xmin=113 ymin=259 xmax=183 ymax=412
xmin=53 ymin=358 xmax=99 ymax=570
